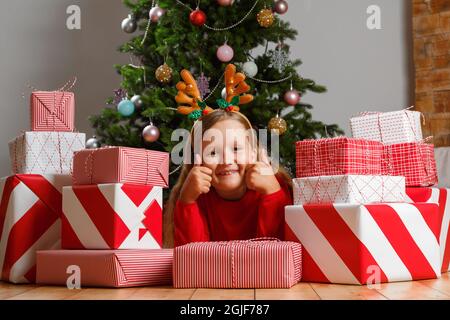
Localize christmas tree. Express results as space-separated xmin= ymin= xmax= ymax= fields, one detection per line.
xmin=90 ymin=0 xmax=343 ymax=189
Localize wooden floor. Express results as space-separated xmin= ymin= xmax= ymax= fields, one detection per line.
xmin=1 ymin=273 xmax=449 ymax=300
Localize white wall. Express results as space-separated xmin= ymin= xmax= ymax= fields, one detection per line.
xmin=0 ymin=0 xmax=413 ymax=177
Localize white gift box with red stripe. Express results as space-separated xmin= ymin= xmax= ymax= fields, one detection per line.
xmin=37 ymin=249 xmax=173 ymax=288
xmin=8 ymin=131 xmax=85 ymax=175
xmin=62 ymin=183 xmax=163 ymax=250
xmin=0 ymin=174 xmax=71 ymax=284
xmin=405 ymin=187 xmax=450 ymax=273
xmin=285 ymin=203 xmax=441 ymax=284
xmin=30 ymin=91 xmax=75 ymax=132
xmin=173 ymin=239 xmax=302 ymax=289
xmin=293 ymin=175 xmax=405 ymax=205
xmin=350 ymin=110 xmax=423 ymax=145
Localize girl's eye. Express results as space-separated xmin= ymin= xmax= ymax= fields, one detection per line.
xmin=234 ymin=147 xmax=241 ymax=152
xmin=209 ymin=150 xmax=217 ymax=157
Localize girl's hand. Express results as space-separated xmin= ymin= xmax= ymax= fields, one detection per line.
xmin=245 ymin=150 xmax=281 ymax=195
xmin=179 ymin=154 xmax=213 ymax=204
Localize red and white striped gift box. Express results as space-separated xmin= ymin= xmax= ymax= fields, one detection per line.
xmin=295 ymin=137 xmax=383 ymax=178
xmin=0 ymin=174 xmax=72 ymax=283
xmin=72 ymin=147 xmax=169 ymax=188
xmin=285 ymin=203 xmax=441 ymax=284
xmin=405 ymin=188 xmax=450 ymax=273
xmin=293 ymin=175 xmax=405 ymax=205
xmin=62 ymin=183 xmax=163 ymax=249
xmin=36 ymin=249 xmax=173 ymax=288
xmin=350 ymin=110 xmax=423 ymax=145
xmin=173 ymin=239 xmax=302 ymax=289
xmin=30 ymin=91 xmax=75 ymax=132
xmin=8 ymin=131 xmax=86 ymax=175
xmin=382 ymin=142 xmax=438 ymax=187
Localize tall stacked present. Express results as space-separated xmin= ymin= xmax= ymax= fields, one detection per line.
xmin=36 ymin=146 xmax=174 ymax=288
xmin=1 ymin=86 xmax=85 ymax=283
xmin=286 ymin=109 xmax=444 ymax=284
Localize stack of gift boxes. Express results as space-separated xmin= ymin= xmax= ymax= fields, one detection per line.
xmin=286 ymin=109 xmax=450 ymax=285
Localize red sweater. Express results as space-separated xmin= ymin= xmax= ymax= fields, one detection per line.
xmin=174 ymin=178 xmax=292 ymax=247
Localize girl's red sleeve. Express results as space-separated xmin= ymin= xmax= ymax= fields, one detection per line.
xmin=174 ymin=200 xmax=210 ymax=247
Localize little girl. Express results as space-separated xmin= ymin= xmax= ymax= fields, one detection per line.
xmin=165 ymin=109 xmax=293 ymax=247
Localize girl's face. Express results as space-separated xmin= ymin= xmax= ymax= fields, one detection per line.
xmin=200 ymin=119 xmax=255 ymax=199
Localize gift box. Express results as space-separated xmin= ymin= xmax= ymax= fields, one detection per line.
xmin=72 ymin=147 xmax=169 ymax=188
xmin=0 ymin=174 xmax=72 ymax=283
xmin=8 ymin=131 xmax=86 ymax=175
xmin=293 ymin=175 xmax=405 ymax=205
xmin=350 ymin=110 xmax=423 ymax=145
xmin=36 ymin=249 xmax=173 ymax=288
xmin=405 ymin=187 xmax=450 ymax=273
xmin=295 ymin=137 xmax=384 ymax=178
xmin=285 ymin=203 xmax=441 ymax=284
xmin=382 ymin=142 xmax=438 ymax=187
xmin=173 ymin=239 xmax=302 ymax=289
xmin=30 ymin=91 xmax=75 ymax=132
xmin=62 ymin=183 xmax=163 ymax=249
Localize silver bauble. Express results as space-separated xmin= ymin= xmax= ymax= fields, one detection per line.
xmin=131 ymin=95 xmax=144 ymax=109
xmin=149 ymin=5 xmax=165 ymax=23
xmin=86 ymin=135 xmax=101 ymax=149
xmin=242 ymin=61 xmax=258 ymax=78
xmin=221 ymin=87 xmax=227 ymax=99
xmin=121 ymin=15 xmax=137 ymax=33
xmin=274 ymin=0 xmax=289 ymax=14
xmin=142 ymin=123 xmax=160 ymax=143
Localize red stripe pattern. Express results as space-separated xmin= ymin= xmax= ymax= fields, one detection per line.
xmin=295 ymin=137 xmax=383 ymax=178
xmin=30 ymin=91 xmax=75 ymax=132
xmin=36 ymin=249 xmax=173 ymax=288
xmin=0 ymin=174 xmax=70 ymax=283
xmin=72 ymin=147 xmax=169 ymax=188
xmin=173 ymin=239 xmax=302 ymax=288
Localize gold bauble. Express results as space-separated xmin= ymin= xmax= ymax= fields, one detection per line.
xmin=257 ymin=8 xmax=274 ymax=28
xmin=155 ymin=63 xmax=173 ymax=83
xmin=268 ymin=115 xmax=287 ymax=135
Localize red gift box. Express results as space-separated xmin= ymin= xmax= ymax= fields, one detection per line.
xmin=406 ymin=187 xmax=450 ymax=273
xmin=382 ymin=142 xmax=437 ymax=187
xmin=0 ymin=174 xmax=71 ymax=283
xmin=285 ymin=203 xmax=441 ymax=284
xmin=173 ymin=239 xmax=302 ymax=289
xmin=295 ymin=137 xmax=383 ymax=178
xmin=30 ymin=91 xmax=75 ymax=132
xmin=62 ymin=183 xmax=163 ymax=249
xmin=72 ymin=147 xmax=169 ymax=188
xmin=36 ymin=249 xmax=173 ymax=288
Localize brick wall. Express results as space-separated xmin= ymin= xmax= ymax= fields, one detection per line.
xmin=413 ymin=0 xmax=450 ymax=146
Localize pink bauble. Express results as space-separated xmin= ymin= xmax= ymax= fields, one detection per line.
xmin=284 ymin=90 xmax=301 ymax=105
xmin=217 ymin=0 xmax=234 ymax=6
xmin=216 ymin=43 xmax=234 ymax=62
xmin=274 ymin=0 xmax=289 ymax=15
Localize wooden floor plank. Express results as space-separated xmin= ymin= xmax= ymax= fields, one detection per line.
xmin=413 ymin=273 xmax=450 ymax=297
xmin=68 ymin=287 xmax=139 ymax=300
xmin=0 ymin=283 xmax=39 ymax=300
xmin=127 ymin=287 xmax=196 ymax=300
xmin=6 ymin=286 xmax=81 ymax=300
xmin=310 ymin=283 xmax=388 ymax=300
xmin=375 ymin=279 xmax=450 ymax=300
xmin=190 ymin=289 xmax=255 ymax=300
xmin=255 ymin=283 xmax=320 ymax=300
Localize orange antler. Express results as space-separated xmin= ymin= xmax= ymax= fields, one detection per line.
xmin=224 ymin=64 xmax=254 ymax=111
xmin=175 ymin=69 xmax=212 ymax=115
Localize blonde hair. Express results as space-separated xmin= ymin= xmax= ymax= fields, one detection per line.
xmin=163 ymin=110 xmax=292 ymax=248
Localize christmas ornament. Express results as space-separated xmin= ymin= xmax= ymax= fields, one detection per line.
xmin=142 ymin=122 xmax=160 ymax=143
xmin=273 ymin=0 xmax=289 ymax=14
xmin=217 ymin=42 xmax=234 ymax=62
xmin=221 ymin=87 xmax=227 ymax=99
xmin=86 ymin=135 xmax=101 ymax=149
xmin=131 ymin=95 xmax=144 ymax=109
xmin=117 ymin=99 xmax=135 ymax=117
xmin=242 ymin=61 xmax=258 ymax=78
xmin=190 ymin=8 xmax=207 ymax=27
xmin=257 ymin=8 xmax=275 ymax=28
xmin=197 ymin=72 xmax=211 ymax=99
xmin=217 ymin=0 xmax=234 ymax=6
xmin=284 ymin=89 xmax=301 ymax=105
xmin=269 ymin=42 xmax=290 ymax=72
xmin=268 ymin=114 xmax=287 ymax=135
xmin=113 ymin=88 xmax=128 ymax=105
xmin=155 ymin=63 xmax=173 ymax=83
xmin=121 ymin=14 xmax=137 ymax=33
xmin=149 ymin=5 xmax=165 ymax=23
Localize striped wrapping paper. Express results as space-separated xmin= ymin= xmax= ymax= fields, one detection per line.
xmin=285 ymin=203 xmax=441 ymax=285
xmin=406 ymin=187 xmax=450 ymax=273
xmin=350 ymin=110 xmax=423 ymax=145
xmin=173 ymin=239 xmax=302 ymax=289
xmin=30 ymin=91 xmax=75 ymax=132
xmin=62 ymin=183 xmax=163 ymax=249
xmin=295 ymin=137 xmax=383 ymax=178
xmin=36 ymin=249 xmax=173 ymax=288
xmin=293 ymin=175 xmax=405 ymax=205
xmin=382 ymin=142 xmax=437 ymax=187
xmin=0 ymin=174 xmax=72 ymax=284
xmin=72 ymin=147 xmax=169 ymax=188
